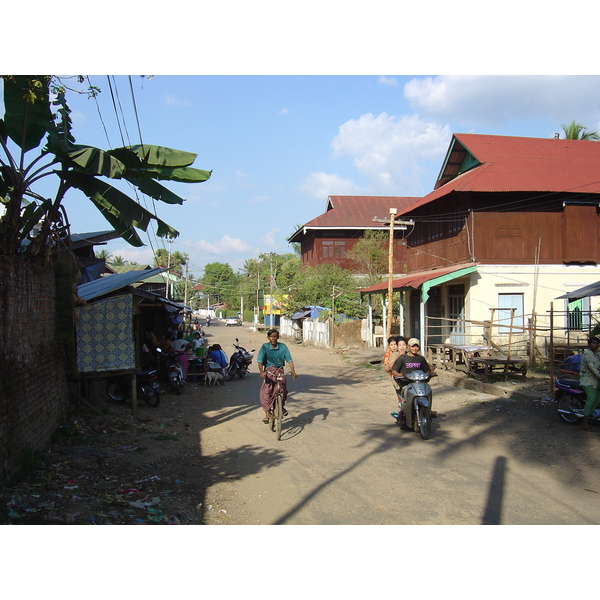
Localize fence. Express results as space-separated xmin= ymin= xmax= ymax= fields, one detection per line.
xmin=280 ymin=316 xmax=330 ymax=347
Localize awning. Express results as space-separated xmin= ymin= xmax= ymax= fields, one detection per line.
xmin=556 ymin=280 xmax=600 ymax=300
xmin=359 ymin=264 xmax=478 ymax=303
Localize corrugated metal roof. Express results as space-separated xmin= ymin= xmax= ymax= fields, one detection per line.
xmin=405 ymin=134 xmax=600 ymax=214
xmin=359 ymin=264 xmax=476 ymax=294
xmin=556 ymin=280 xmax=600 ymax=299
xmin=289 ymin=196 xmax=421 ymax=242
xmin=77 ymin=267 xmax=166 ymax=301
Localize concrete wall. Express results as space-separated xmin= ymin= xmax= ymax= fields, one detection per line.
xmin=0 ymin=256 xmax=70 ymax=483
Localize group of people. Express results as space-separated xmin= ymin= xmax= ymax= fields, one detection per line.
xmin=382 ymin=335 xmax=436 ymax=425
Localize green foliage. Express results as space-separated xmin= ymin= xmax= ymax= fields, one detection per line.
xmin=0 ymin=75 xmax=211 ymax=262
xmin=286 ymin=262 xmax=365 ymax=318
xmin=346 ymin=229 xmax=389 ymax=286
xmin=561 ymin=120 xmax=600 ymax=141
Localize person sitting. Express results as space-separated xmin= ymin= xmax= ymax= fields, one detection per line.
xmin=172 ymin=331 xmax=191 ymax=378
xmin=207 ymin=343 xmax=228 ymax=374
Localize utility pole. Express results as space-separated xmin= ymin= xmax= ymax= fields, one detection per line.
xmin=373 ymin=211 xmax=414 ymax=341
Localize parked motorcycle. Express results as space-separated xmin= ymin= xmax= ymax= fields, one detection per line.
xmin=225 ymin=339 xmax=255 ymax=381
xmin=556 ymin=375 xmax=600 ymax=424
xmin=393 ymin=370 xmax=434 ymax=439
xmin=106 ymin=369 xmax=161 ymax=407
xmin=157 ymin=348 xmax=185 ymax=395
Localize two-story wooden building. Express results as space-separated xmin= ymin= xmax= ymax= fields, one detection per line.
xmin=359 ymin=133 xmax=600 ymax=348
xmin=288 ymin=195 xmax=420 ymax=272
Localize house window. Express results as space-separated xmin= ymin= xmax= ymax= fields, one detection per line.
xmin=566 ymin=297 xmax=590 ymax=331
xmin=322 ymin=240 xmax=345 ymax=258
xmin=497 ymin=293 xmax=524 ymax=334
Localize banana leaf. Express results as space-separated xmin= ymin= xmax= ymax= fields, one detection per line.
xmin=133 ymin=165 xmax=212 ymax=183
xmin=109 ymin=145 xmax=198 ymax=168
xmin=62 ymin=171 xmax=179 ymax=246
xmin=122 ymin=174 xmax=185 ymax=205
xmin=2 ymin=76 xmax=53 ymax=152
xmin=56 ymin=145 xmax=126 ymax=179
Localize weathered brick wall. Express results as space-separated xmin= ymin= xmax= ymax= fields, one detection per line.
xmin=0 ymin=256 xmax=70 ymax=483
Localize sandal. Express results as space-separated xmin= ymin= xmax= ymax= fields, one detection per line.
xmin=282 ymin=408 xmax=288 ymax=417
xmin=262 ymin=418 xmax=269 ymax=424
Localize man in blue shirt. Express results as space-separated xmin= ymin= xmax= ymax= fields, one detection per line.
xmin=257 ymin=329 xmax=298 ymax=423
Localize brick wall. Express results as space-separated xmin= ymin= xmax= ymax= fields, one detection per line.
xmin=0 ymin=256 xmax=70 ymax=483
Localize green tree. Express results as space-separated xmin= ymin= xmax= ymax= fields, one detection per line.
xmin=346 ymin=229 xmax=388 ymax=286
xmin=286 ymin=263 xmax=364 ymax=318
xmin=153 ymin=247 xmax=189 ymax=274
xmin=561 ymin=120 xmax=600 ymax=140
xmin=202 ymin=262 xmax=236 ymax=306
xmin=95 ymin=248 xmax=113 ymax=262
xmin=109 ymin=255 xmax=128 ymax=266
xmin=0 ymin=76 xmax=211 ymax=264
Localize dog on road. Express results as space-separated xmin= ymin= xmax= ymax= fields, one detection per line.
xmin=205 ymin=371 xmax=224 ymax=386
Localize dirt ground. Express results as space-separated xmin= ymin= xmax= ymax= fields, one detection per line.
xmin=1 ymin=322 xmax=598 ymax=525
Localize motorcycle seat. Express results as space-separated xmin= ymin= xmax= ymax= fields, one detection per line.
xmin=556 ymin=378 xmax=582 ymax=389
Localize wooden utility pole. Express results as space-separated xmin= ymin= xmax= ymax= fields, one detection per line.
xmin=373 ymin=211 xmax=414 ymax=341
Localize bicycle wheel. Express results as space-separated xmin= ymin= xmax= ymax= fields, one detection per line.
xmin=275 ymin=392 xmax=283 ymax=440
xmin=106 ymin=381 xmax=127 ymax=402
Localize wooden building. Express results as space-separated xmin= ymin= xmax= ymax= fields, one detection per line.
xmin=288 ymin=195 xmax=420 ymax=272
xmin=359 ymin=134 xmax=600 ymax=349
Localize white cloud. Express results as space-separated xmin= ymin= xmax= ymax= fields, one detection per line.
xmin=191 ymin=235 xmax=255 ymax=256
xmin=164 ymin=94 xmax=191 ymax=107
xmin=106 ymin=245 xmax=155 ymax=265
xmin=261 ymin=228 xmax=281 ymax=248
xmin=279 ymin=108 xmax=289 ymax=115
xmin=404 ymin=75 xmax=600 ymax=127
xmin=331 ymin=113 xmax=451 ymax=194
xmin=250 ymin=195 xmax=270 ymax=204
xmin=301 ymin=171 xmax=361 ymax=199
xmin=378 ymin=76 xmax=397 ymax=87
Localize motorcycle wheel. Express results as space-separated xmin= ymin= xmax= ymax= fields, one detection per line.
xmin=238 ymin=366 xmax=248 ymax=379
xmin=557 ymin=393 xmax=583 ymax=424
xmin=417 ymin=404 xmax=432 ymax=440
xmin=142 ymin=386 xmax=160 ymax=407
xmin=225 ymin=369 xmax=235 ymax=382
xmin=106 ymin=381 xmax=127 ymax=402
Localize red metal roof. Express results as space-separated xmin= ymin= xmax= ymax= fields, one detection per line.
xmin=305 ymin=195 xmax=421 ymax=229
xmin=358 ymin=264 xmax=475 ymax=293
xmin=403 ymin=133 xmax=600 ymax=214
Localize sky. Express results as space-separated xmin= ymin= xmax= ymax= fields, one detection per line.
xmin=6 ymin=74 xmax=600 ymax=281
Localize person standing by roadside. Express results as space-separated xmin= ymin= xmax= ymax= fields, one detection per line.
xmin=257 ymin=329 xmax=298 ymax=423
xmin=580 ymin=336 xmax=600 ymax=431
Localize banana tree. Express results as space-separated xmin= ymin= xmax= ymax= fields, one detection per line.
xmin=0 ymin=75 xmax=211 ymax=263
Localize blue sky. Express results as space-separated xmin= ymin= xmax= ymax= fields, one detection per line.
xmin=5 ymin=5 xmax=600 ymax=281
xmin=51 ymin=74 xmax=600 ymax=279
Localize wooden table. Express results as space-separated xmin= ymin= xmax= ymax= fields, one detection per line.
xmin=467 ymin=357 xmax=528 ymax=382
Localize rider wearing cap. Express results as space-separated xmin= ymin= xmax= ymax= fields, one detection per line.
xmin=391 ymin=338 xmax=436 ymax=426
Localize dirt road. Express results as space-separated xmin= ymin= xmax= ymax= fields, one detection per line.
xmin=200 ymin=322 xmax=600 ymax=525
xmin=4 ymin=319 xmax=600 ymax=525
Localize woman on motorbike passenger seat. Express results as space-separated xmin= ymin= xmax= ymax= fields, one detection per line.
xmin=391 ymin=338 xmax=437 ymax=420
xmin=383 ymin=336 xmax=406 ymax=390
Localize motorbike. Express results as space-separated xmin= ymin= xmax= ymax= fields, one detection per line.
xmin=106 ymin=369 xmax=162 ymax=407
xmin=225 ymin=338 xmax=255 ymax=381
xmin=556 ymin=375 xmax=600 ymax=424
xmin=392 ymin=370 xmax=434 ymax=439
xmin=157 ymin=348 xmax=185 ymax=395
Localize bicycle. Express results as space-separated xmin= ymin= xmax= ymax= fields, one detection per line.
xmin=268 ymin=370 xmax=291 ymax=441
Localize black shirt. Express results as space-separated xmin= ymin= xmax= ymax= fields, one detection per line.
xmin=391 ymin=353 xmax=430 ymax=376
